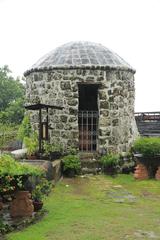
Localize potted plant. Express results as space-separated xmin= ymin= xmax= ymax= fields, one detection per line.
xmin=43 ymin=141 xmax=63 ymax=160
xmin=132 ymin=137 xmax=160 ymax=178
xmin=32 ymin=185 xmax=43 ymax=211
xmin=62 ymin=154 xmax=81 ymax=177
xmin=100 ymin=153 xmax=120 ymax=175
xmin=0 ymin=154 xmax=44 ymax=216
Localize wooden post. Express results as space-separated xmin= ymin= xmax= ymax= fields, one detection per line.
xmin=39 ymin=108 xmax=42 ymax=153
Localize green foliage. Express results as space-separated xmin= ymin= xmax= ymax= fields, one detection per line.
xmin=32 ymin=178 xmax=52 ymax=201
xmin=0 ymin=98 xmax=25 ymax=124
xmin=62 ymin=154 xmax=81 ymax=172
xmin=100 ymin=153 xmax=120 ymax=167
xmin=43 ymin=141 xmax=63 ymax=156
xmin=0 ymin=124 xmax=18 ymax=150
xmin=0 ymin=154 xmax=43 ymax=176
xmin=17 ymin=115 xmax=32 ymax=141
xmin=0 ymin=219 xmax=11 ymax=234
xmin=66 ymin=146 xmax=78 ymax=155
xmin=24 ymin=132 xmax=38 ymax=156
xmin=0 ymin=154 xmax=44 ymax=194
xmin=0 ymin=65 xmax=25 ymax=111
xmin=133 ymin=137 xmax=160 ymax=157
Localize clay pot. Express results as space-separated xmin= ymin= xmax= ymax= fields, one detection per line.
xmin=10 ymin=191 xmax=34 ymax=217
xmin=33 ymin=201 xmax=43 ymax=211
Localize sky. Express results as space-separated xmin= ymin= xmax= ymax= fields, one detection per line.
xmin=0 ymin=0 xmax=160 ymax=112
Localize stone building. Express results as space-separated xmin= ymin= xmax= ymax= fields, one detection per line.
xmin=24 ymin=41 xmax=138 ymax=154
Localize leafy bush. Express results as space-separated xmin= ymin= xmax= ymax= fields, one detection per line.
xmin=100 ymin=154 xmax=120 ymax=167
xmin=17 ymin=115 xmax=32 ymax=141
xmin=0 ymin=154 xmax=44 ymax=194
xmin=0 ymin=124 xmax=19 ymax=150
xmin=0 ymin=98 xmax=24 ymax=124
xmin=32 ymin=178 xmax=52 ymax=201
xmin=0 ymin=219 xmax=11 ymax=234
xmin=62 ymin=154 xmax=81 ymax=172
xmin=0 ymin=154 xmax=43 ymax=176
xmin=133 ymin=137 xmax=160 ymax=157
xmin=100 ymin=154 xmax=120 ymax=175
xmin=24 ymin=132 xmax=38 ymax=156
xmin=43 ymin=141 xmax=63 ymax=155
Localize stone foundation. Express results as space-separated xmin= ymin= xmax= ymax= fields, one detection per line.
xmin=134 ymin=164 xmax=149 ymax=180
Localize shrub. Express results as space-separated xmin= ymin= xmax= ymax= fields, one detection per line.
xmin=62 ymin=154 xmax=81 ymax=173
xmin=133 ymin=137 xmax=160 ymax=157
xmin=17 ymin=115 xmax=32 ymax=141
xmin=43 ymin=141 xmax=63 ymax=156
xmin=24 ymin=132 xmax=38 ymax=156
xmin=32 ymin=178 xmax=52 ymax=201
xmin=100 ymin=154 xmax=119 ymax=167
xmin=100 ymin=154 xmax=120 ymax=175
xmin=0 ymin=124 xmax=18 ymax=151
xmin=0 ymin=154 xmax=44 ymax=194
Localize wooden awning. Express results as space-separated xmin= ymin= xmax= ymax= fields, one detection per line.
xmin=25 ymin=103 xmax=63 ymax=110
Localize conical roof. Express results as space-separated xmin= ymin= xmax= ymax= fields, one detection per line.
xmin=24 ymin=41 xmax=135 ymax=76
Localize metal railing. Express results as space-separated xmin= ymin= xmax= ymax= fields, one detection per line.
xmin=135 ymin=112 xmax=160 ymax=122
xmin=78 ymin=111 xmax=99 ymax=152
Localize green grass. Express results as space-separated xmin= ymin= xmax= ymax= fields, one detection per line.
xmin=7 ymin=174 xmax=160 ymax=240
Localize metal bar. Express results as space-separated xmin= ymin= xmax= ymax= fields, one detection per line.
xmin=78 ymin=110 xmax=98 ymax=152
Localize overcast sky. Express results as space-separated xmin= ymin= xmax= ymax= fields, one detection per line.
xmin=0 ymin=0 xmax=159 ymax=112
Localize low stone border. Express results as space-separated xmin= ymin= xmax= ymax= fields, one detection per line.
xmin=0 ymin=202 xmax=47 ymax=238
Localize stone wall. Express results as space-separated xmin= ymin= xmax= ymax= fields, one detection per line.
xmin=26 ymin=68 xmax=138 ymax=153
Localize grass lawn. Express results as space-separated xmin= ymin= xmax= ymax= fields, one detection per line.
xmin=7 ymin=174 xmax=160 ymax=240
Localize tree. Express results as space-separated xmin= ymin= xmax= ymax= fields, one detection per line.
xmin=0 ymin=65 xmax=25 ymax=111
xmin=0 ymin=98 xmax=25 ymax=124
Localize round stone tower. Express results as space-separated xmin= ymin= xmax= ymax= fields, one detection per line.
xmin=24 ymin=41 xmax=138 ymax=154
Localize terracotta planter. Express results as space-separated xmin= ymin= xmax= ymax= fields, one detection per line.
xmin=33 ymin=200 xmax=43 ymax=211
xmin=155 ymin=166 xmax=160 ymax=180
xmin=134 ymin=154 xmax=160 ymax=178
xmin=10 ymin=191 xmax=34 ymax=217
xmin=134 ymin=163 xmax=149 ymax=180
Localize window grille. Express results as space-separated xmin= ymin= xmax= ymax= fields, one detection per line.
xmin=78 ymin=111 xmax=99 ymax=152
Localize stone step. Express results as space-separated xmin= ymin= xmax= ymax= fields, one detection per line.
xmin=81 ymin=159 xmax=100 ymax=168
xmin=81 ymin=167 xmax=101 ymax=175
xmin=79 ymin=153 xmax=101 ymax=174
